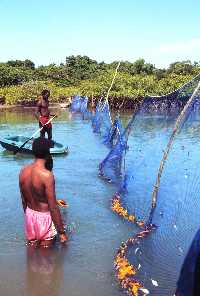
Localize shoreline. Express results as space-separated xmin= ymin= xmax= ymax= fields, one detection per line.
xmin=0 ymin=103 xmax=66 ymax=109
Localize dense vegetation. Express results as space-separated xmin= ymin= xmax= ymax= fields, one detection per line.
xmin=0 ymin=56 xmax=199 ymax=106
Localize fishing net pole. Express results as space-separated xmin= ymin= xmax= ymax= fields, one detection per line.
xmin=101 ymin=61 xmax=121 ymax=111
xmin=148 ymin=81 xmax=200 ymax=224
xmin=111 ymin=74 xmax=200 ymax=228
xmin=113 ymin=80 xmax=200 ymax=295
xmin=92 ymin=62 xmax=121 ymax=142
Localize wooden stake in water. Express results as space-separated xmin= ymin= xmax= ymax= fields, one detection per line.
xmin=105 ymin=61 xmax=120 ymax=102
xmin=101 ymin=61 xmax=120 ymax=108
xmin=101 ymin=61 xmax=121 ymax=124
xmin=150 ymin=81 xmax=200 ymax=215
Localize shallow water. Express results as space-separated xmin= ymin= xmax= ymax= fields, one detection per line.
xmin=0 ymin=108 xmax=199 ymax=296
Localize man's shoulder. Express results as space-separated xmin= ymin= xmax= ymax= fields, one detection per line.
xmin=36 ymin=166 xmax=54 ymax=180
xmin=19 ymin=164 xmax=32 ymax=179
xmin=43 ymin=169 xmax=54 ymax=180
xmin=37 ymin=99 xmax=42 ymax=106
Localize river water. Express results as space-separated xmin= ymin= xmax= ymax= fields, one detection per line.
xmin=0 ymin=107 xmax=199 ymax=296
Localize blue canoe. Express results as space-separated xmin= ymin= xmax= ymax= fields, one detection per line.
xmin=0 ymin=135 xmax=68 ymax=155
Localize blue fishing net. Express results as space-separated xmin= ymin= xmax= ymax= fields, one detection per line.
xmin=99 ymin=130 xmax=127 ymax=184
xmin=111 ymin=113 xmax=175 ymax=223
xmin=98 ymin=112 xmax=136 ymax=184
xmin=69 ymin=95 xmax=89 ymax=114
xmin=80 ymin=96 xmax=88 ymax=113
xmin=141 ymin=73 xmax=200 ymax=115
xmin=91 ymin=102 xmax=102 ymax=133
xmin=91 ymin=100 xmax=112 ymax=142
xmin=109 ymin=74 xmax=200 ymax=222
xmin=69 ymin=95 xmax=82 ymax=113
xmin=103 ymin=116 xmax=124 ymax=148
xmin=121 ymin=79 xmax=200 ymax=295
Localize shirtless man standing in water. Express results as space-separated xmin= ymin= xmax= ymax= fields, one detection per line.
xmin=35 ymin=90 xmax=53 ymax=140
xmin=19 ymin=137 xmax=68 ymax=247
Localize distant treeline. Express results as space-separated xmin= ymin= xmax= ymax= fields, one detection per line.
xmin=0 ymin=55 xmax=199 ymax=105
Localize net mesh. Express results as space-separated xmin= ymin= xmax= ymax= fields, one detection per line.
xmin=69 ymin=95 xmax=88 ymax=114
xmin=69 ymin=73 xmax=200 ymax=295
xmin=103 ymin=116 xmax=124 ymax=148
xmin=111 ymin=74 xmax=200 ymax=224
xmin=98 ymin=112 xmax=136 ymax=184
xmin=91 ymin=100 xmax=113 ymax=142
xmin=113 ymin=79 xmax=200 ymax=295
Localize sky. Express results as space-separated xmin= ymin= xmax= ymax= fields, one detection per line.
xmin=0 ymin=0 xmax=200 ymax=69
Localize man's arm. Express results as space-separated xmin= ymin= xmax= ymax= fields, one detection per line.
xmin=19 ymin=173 xmax=27 ymax=212
xmin=35 ymin=99 xmax=41 ymax=120
xmin=44 ymin=172 xmax=68 ymax=242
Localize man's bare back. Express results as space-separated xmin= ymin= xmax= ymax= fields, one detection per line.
xmin=19 ymin=161 xmax=54 ymax=212
xmin=19 ymin=137 xmax=67 ymax=246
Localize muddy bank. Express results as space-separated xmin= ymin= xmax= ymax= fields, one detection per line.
xmin=0 ymin=96 xmax=141 ymax=110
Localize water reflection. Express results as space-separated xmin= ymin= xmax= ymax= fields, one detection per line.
xmin=26 ymin=244 xmax=67 ymax=296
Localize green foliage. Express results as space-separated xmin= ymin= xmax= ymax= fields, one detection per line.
xmin=131 ymin=59 xmax=155 ymax=75
xmin=7 ymin=59 xmax=35 ymax=69
xmin=167 ymin=60 xmax=195 ymax=75
xmin=35 ymin=64 xmax=71 ymax=86
xmin=0 ymin=55 xmax=199 ymax=105
xmin=0 ymin=64 xmax=33 ymax=87
xmin=65 ymin=55 xmax=100 ymax=82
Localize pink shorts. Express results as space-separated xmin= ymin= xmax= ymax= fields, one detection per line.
xmin=39 ymin=116 xmax=52 ymax=128
xmin=25 ymin=207 xmax=57 ymax=241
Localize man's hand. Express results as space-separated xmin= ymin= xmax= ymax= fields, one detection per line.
xmin=57 ymin=199 xmax=68 ymax=208
xmin=59 ymin=233 xmax=68 ymax=243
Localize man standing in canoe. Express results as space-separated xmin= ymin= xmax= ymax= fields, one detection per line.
xmin=19 ymin=137 xmax=68 ymax=247
xmin=35 ymin=89 xmax=53 ymax=140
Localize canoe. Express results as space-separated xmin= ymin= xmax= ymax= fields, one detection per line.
xmin=0 ymin=135 xmax=68 ymax=155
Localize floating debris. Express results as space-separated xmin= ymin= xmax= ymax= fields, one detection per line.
xmin=139 ymin=288 xmax=150 ymax=295
xmin=159 ymin=211 xmax=164 ymax=217
xmin=151 ymin=279 xmax=159 ymax=287
xmin=114 ymin=228 xmax=155 ymax=295
xmin=135 ymin=247 xmax=140 ymax=254
xmin=178 ymin=246 xmax=183 ymax=254
xmin=111 ymin=193 xmax=145 ymax=228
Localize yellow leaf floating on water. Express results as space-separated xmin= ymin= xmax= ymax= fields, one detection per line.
xmin=113 ymin=223 xmax=155 ymax=296
xmin=112 ymin=195 xmax=145 ymax=227
xmin=129 ymin=282 xmax=142 ymax=296
xmin=118 ymin=263 xmax=136 ymax=280
xmin=115 ymin=254 xmax=137 ymax=281
xmin=128 ymin=215 xmax=135 ymax=222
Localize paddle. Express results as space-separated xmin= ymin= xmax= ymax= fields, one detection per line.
xmin=14 ymin=115 xmax=57 ymax=155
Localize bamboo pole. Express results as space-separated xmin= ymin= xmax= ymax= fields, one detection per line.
xmin=101 ymin=61 xmax=121 ymax=124
xmin=151 ymin=81 xmax=200 ymax=211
